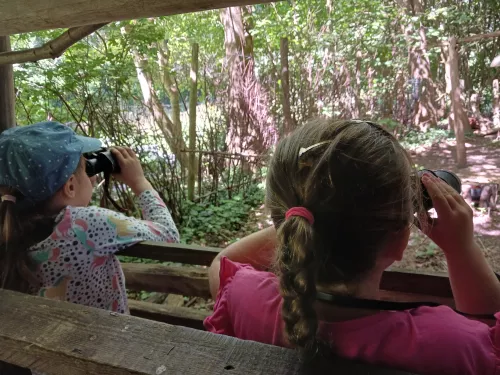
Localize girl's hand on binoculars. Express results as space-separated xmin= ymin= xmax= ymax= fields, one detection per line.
xmin=111 ymin=147 xmax=152 ymax=195
xmin=420 ymin=173 xmax=475 ymax=255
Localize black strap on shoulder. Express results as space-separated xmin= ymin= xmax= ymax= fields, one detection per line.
xmin=316 ymin=292 xmax=496 ymax=321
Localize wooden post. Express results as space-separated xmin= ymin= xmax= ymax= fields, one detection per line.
xmin=447 ymin=37 xmax=467 ymax=168
xmin=187 ymin=43 xmax=199 ymax=201
xmin=0 ymin=36 xmax=15 ymax=132
xmin=280 ymin=37 xmax=294 ymax=135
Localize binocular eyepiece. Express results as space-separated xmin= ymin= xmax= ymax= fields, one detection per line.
xmin=84 ymin=148 xmax=120 ymax=177
xmin=417 ymin=169 xmax=461 ymax=211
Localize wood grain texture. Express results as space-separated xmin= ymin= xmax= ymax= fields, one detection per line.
xmin=0 ymin=36 xmax=15 ymax=131
xmin=381 ymin=267 xmax=453 ymax=298
xmin=0 ymin=0 xmax=276 ymax=36
xmin=122 ymin=263 xmax=210 ymax=298
xmin=123 ymin=242 xmax=454 ymax=296
xmin=0 ymin=289 xmax=419 ymax=375
xmin=128 ymin=299 xmax=209 ymax=330
xmin=119 ymin=240 xmax=220 ymax=266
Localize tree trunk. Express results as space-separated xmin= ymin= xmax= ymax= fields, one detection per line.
xmin=406 ymin=0 xmax=438 ymax=131
xmin=220 ymin=6 xmax=276 ymax=155
xmin=447 ymin=37 xmax=467 ymax=168
xmin=0 ymin=36 xmax=15 ymax=132
xmin=157 ymin=40 xmax=182 ymax=132
xmin=187 ymin=43 xmax=199 ymax=201
xmin=132 ymin=50 xmax=189 ymax=169
xmin=280 ymin=37 xmax=294 ymax=136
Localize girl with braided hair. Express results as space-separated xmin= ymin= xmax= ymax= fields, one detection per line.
xmin=205 ymin=119 xmax=500 ymax=375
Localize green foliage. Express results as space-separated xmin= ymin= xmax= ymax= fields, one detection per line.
xmin=180 ymin=185 xmax=265 ymax=246
xmin=400 ymin=129 xmax=453 ymax=151
xmin=416 ymin=242 xmax=438 ymax=260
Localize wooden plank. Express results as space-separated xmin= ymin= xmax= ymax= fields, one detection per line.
xmin=122 ymin=263 xmax=211 ymax=298
xmin=381 ymin=267 xmax=452 ymax=298
xmin=129 ymin=299 xmax=208 ymax=330
xmin=0 ymin=289 xmax=418 ymax=375
xmin=0 ymin=36 xmax=15 ymax=132
xmin=0 ymin=0 xmax=277 ymax=36
xmin=120 ymin=240 xmax=220 ymax=266
xmin=122 ymin=242 xmax=454 ymax=296
xmin=121 ymin=260 xmax=453 ymax=301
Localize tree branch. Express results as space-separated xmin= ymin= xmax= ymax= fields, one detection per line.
xmin=0 ymin=23 xmax=107 ymax=65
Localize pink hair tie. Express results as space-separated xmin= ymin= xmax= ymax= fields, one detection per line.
xmin=285 ymin=207 xmax=314 ymax=225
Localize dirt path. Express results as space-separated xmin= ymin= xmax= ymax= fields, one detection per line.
xmin=399 ymin=135 xmax=500 ymax=273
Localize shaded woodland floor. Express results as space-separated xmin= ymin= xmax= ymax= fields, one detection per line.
xmin=398 ymin=135 xmax=500 ymax=273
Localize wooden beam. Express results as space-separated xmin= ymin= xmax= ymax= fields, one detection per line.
xmin=128 ymin=299 xmax=209 ymax=330
xmin=0 ymin=24 xmax=107 ymax=65
xmin=0 ymin=289 xmax=418 ymax=375
xmin=122 ymin=263 xmax=211 ymax=298
xmin=119 ymin=240 xmax=220 ymax=266
xmin=0 ymin=0 xmax=278 ymax=36
xmin=381 ymin=268 xmax=452 ymax=298
xmin=0 ymin=36 xmax=15 ymax=131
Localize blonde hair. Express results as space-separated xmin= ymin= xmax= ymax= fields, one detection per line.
xmin=265 ymin=119 xmax=422 ymax=354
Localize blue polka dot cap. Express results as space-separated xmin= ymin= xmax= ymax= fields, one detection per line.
xmin=0 ymin=121 xmax=102 ymax=202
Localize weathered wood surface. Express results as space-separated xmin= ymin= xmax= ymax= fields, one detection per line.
xmin=381 ymin=267 xmax=452 ymax=298
xmin=122 ymin=241 xmax=455 ymax=295
xmin=129 ymin=299 xmax=209 ymax=330
xmin=0 ymin=0 xmax=277 ymax=36
xmin=122 ymin=263 xmax=210 ymax=298
xmin=122 ymin=260 xmax=456 ymax=302
xmin=0 ymin=289 xmax=419 ymax=375
xmin=0 ymin=36 xmax=15 ymax=132
xmin=120 ymin=240 xmax=219 ymax=265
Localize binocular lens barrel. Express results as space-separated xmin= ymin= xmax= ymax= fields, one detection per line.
xmin=418 ymin=169 xmax=461 ymax=211
xmin=84 ymin=149 xmax=120 ymax=177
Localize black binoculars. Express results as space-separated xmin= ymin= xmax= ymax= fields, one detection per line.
xmin=418 ymin=169 xmax=461 ymax=210
xmin=84 ymin=148 xmax=120 ymax=177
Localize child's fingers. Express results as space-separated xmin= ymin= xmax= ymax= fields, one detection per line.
xmin=124 ymin=147 xmax=136 ymax=159
xmin=433 ymin=177 xmax=458 ymax=209
xmin=422 ymin=174 xmax=451 ymax=213
xmin=111 ymin=147 xmax=128 ymax=164
xmin=437 ymin=177 xmax=465 ymax=206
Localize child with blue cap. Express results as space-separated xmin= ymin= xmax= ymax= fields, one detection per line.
xmin=0 ymin=121 xmax=179 ymax=313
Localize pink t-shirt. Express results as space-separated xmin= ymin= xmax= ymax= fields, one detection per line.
xmin=204 ymin=257 xmax=500 ymax=375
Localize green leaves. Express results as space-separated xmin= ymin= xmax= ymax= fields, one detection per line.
xmin=180 ymin=185 xmax=264 ymax=246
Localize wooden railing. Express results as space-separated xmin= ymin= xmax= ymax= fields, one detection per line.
xmin=0 ymin=289 xmax=421 ymax=375
xmin=118 ymin=241 xmax=498 ymax=331
xmin=1 ymin=240 xmax=489 ymax=374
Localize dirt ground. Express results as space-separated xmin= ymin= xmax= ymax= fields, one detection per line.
xmin=398 ymin=135 xmax=500 ymax=273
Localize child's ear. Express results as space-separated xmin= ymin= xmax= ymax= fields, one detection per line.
xmin=61 ymin=175 xmax=77 ymax=199
xmin=382 ymin=226 xmax=410 ymax=262
xmin=392 ymin=226 xmax=410 ymax=261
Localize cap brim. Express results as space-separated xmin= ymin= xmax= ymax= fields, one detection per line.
xmin=76 ymin=135 xmax=102 ymax=153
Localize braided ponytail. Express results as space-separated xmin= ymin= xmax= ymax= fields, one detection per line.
xmin=277 ymin=215 xmax=318 ymax=355
xmin=266 ymin=119 xmax=418 ymax=360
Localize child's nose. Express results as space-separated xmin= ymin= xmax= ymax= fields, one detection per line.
xmin=90 ymin=175 xmax=97 ymax=186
